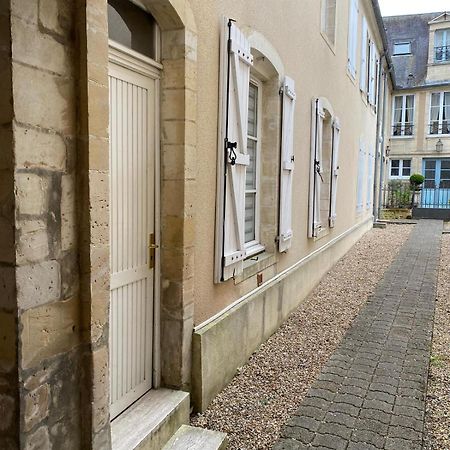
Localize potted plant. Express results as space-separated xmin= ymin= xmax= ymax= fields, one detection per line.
xmin=410 ymin=173 xmax=425 ymax=191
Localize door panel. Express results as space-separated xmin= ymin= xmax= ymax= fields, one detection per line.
xmin=109 ymin=62 xmax=156 ymax=419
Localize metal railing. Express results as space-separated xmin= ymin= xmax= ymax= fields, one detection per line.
xmin=382 ymin=183 xmax=414 ymax=209
xmin=435 ymin=46 xmax=450 ymax=62
xmin=420 ymin=187 xmax=450 ymax=209
xmin=392 ymin=123 xmax=414 ymax=137
xmin=429 ymin=121 xmax=450 ymax=135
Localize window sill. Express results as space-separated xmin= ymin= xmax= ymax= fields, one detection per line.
xmin=234 ymin=252 xmax=277 ymax=284
xmin=426 ymin=134 xmax=450 ymax=139
xmin=391 ymin=135 xmax=415 ymax=140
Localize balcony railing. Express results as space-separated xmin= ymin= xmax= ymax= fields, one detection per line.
xmin=429 ymin=121 xmax=450 ymax=135
xmin=392 ymin=123 xmax=414 ymax=137
xmin=435 ymin=46 xmax=450 ymax=62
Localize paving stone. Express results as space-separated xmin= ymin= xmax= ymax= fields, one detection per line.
xmin=311 ymin=433 xmax=347 ymax=450
xmin=354 ymin=418 xmax=389 ymax=436
xmin=273 ymin=438 xmax=309 ymax=450
xmin=317 ymin=422 xmax=352 ymax=440
xmin=282 ymin=426 xmax=315 ymax=444
xmin=351 ymin=429 xmax=385 ymax=448
xmin=288 ymin=415 xmax=321 ymax=432
xmin=324 ymin=412 xmax=356 ymax=428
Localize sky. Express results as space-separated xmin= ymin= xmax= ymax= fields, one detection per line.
xmin=378 ymin=0 xmax=450 ymax=16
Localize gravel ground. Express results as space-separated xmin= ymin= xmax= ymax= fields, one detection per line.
xmin=191 ymin=224 xmax=413 ymax=450
xmin=424 ymin=233 xmax=450 ymax=450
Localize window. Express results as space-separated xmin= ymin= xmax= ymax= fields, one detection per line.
xmin=347 ymin=0 xmax=358 ymax=78
xmin=435 ymin=29 xmax=450 ymax=62
xmin=392 ymin=95 xmax=414 ymax=136
xmin=390 ymin=159 xmax=411 ymax=179
xmin=309 ymin=98 xmax=341 ymax=237
xmin=360 ymin=17 xmax=369 ymax=92
xmin=322 ymin=0 xmax=337 ymax=46
xmin=108 ymin=0 xmax=159 ymax=60
xmin=430 ymin=92 xmax=450 ymax=135
xmin=393 ymin=42 xmax=411 ymax=56
xmin=244 ymin=81 xmax=263 ymax=256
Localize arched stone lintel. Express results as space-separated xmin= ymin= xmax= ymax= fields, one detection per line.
xmin=243 ymin=27 xmax=285 ymax=80
xmin=131 ymin=0 xmax=197 ymax=32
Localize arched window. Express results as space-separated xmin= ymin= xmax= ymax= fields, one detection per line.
xmin=108 ymin=0 xmax=159 ymax=60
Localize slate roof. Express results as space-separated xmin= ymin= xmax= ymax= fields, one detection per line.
xmin=383 ymin=12 xmax=446 ymax=89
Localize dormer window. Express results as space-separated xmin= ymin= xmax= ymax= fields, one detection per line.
xmin=393 ymin=41 xmax=411 ymax=56
xmin=435 ymin=29 xmax=450 ymax=62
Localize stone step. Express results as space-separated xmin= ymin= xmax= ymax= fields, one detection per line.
xmin=111 ymin=388 xmax=190 ymax=450
xmin=163 ymin=425 xmax=228 ymax=450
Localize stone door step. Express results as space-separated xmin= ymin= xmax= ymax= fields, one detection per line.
xmin=163 ymin=425 xmax=228 ymax=450
xmin=111 ymin=388 xmax=190 ymax=450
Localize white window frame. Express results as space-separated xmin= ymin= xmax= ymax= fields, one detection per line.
xmin=321 ymin=0 xmax=337 ymax=49
xmin=429 ymin=91 xmax=450 ymax=136
xmin=391 ymin=94 xmax=415 ymax=138
xmin=435 ymin=28 xmax=450 ymax=63
xmin=244 ymin=78 xmax=264 ymax=258
xmin=389 ymin=159 xmax=411 ymax=179
xmin=393 ymin=41 xmax=411 ymax=56
xmin=347 ymin=0 xmax=358 ymax=79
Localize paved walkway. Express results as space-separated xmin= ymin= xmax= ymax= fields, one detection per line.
xmin=274 ymin=220 xmax=443 ymax=450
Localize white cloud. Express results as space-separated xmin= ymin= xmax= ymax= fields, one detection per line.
xmin=378 ymin=0 xmax=450 ymax=16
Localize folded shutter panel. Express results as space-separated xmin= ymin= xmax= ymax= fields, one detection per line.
xmin=279 ymin=76 xmax=296 ymax=252
xmin=329 ymin=119 xmax=341 ymax=228
xmin=215 ymin=18 xmax=253 ymax=282
xmin=360 ymin=17 xmax=368 ymax=92
xmin=368 ymin=41 xmax=376 ymax=105
xmin=366 ymin=150 xmax=375 ymax=209
xmin=347 ymin=0 xmax=358 ymax=78
xmin=309 ymin=99 xmax=324 ymax=238
xmin=356 ymin=141 xmax=365 ymax=210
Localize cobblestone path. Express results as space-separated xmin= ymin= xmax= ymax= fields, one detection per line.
xmin=273 ymin=220 xmax=443 ymax=450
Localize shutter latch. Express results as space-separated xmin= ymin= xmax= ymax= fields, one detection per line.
xmin=226 ymin=139 xmax=238 ymax=165
xmin=314 ymin=160 xmax=324 ymax=182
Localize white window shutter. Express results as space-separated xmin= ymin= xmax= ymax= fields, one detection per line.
xmin=329 ymin=118 xmax=341 ymax=228
xmin=215 ymin=18 xmax=253 ymax=282
xmin=368 ymin=41 xmax=377 ymax=105
xmin=347 ymin=0 xmax=358 ymax=78
xmin=360 ymin=17 xmax=368 ymax=92
xmin=356 ymin=140 xmax=365 ymax=210
xmin=279 ymin=76 xmax=296 ymax=252
xmin=366 ymin=150 xmax=375 ymax=209
xmin=309 ymin=99 xmax=324 ymax=238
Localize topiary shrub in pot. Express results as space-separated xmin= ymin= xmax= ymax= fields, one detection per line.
xmin=410 ymin=173 xmax=425 ymax=190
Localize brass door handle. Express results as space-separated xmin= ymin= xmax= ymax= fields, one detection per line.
xmin=148 ymin=233 xmax=158 ymax=269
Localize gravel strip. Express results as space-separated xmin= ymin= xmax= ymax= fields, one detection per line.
xmin=424 ymin=233 xmax=450 ymax=450
xmin=191 ymin=224 xmax=413 ymax=450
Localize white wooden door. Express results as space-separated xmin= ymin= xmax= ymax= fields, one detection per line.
xmin=109 ymin=58 xmax=157 ymax=420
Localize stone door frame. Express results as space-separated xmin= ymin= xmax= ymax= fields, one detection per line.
xmin=78 ymin=0 xmax=197 ymax=446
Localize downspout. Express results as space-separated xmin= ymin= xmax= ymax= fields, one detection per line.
xmin=373 ymin=54 xmax=384 ymax=220
xmin=377 ymin=70 xmax=388 ymax=220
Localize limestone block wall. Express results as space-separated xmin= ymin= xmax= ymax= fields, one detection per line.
xmin=0 ymin=3 xmax=19 ymax=449
xmin=2 ymin=1 xmax=83 ymax=448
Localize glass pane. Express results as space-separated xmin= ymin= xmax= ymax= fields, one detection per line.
xmin=402 ymin=167 xmax=411 ymax=177
xmin=244 ymin=194 xmax=256 ymax=243
xmin=108 ymin=0 xmax=157 ymax=59
xmin=246 ymin=139 xmax=257 ymax=190
xmin=391 ymin=160 xmax=400 ymax=168
xmin=403 ymin=160 xmax=411 ymax=168
xmin=391 ymin=168 xmax=399 ymax=176
xmin=394 ymin=96 xmax=403 ymax=110
xmin=440 ymin=170 xmax=450 ymax=180
xmin=425 ymin=160 xmax=436 ymax=170
xmin=247 ymin=83 xmax=258 ymax=138
xmin=441 ymin=160 xmax=450 ymax=170
xmin=393 ymin=42 xmax=411 ymax=55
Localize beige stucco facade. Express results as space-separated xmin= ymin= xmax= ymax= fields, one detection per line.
xmin=0 ymin=0 xmax=390 ymax=448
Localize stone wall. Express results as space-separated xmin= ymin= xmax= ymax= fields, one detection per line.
xmin=0 ymin=2 xmax=19 ymax=449
xmin=3 ymin=0 xmax=83 ymax=448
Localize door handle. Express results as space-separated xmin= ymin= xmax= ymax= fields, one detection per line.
xmin=148 ymin=234 xmax=158 ymax=269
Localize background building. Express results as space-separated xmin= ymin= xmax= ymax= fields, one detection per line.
xmin=383 ymin=12 xmax=450 ymax=213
